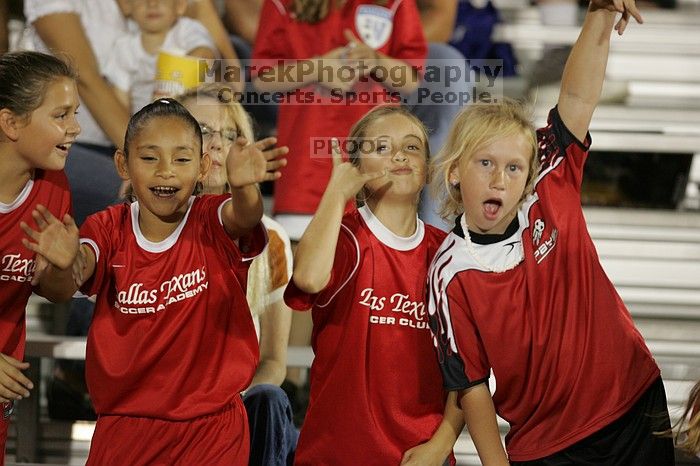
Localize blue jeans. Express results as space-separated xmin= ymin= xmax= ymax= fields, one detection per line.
xmin=243 ymin=384 xmax=299 ymax=466
xmin=65 ymin=142 xmax=121 ymax=226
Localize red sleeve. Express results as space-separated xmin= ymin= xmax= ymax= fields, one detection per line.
xmin=199 ymin=195 xmax=268 ymax=266
xmin=388 ymin=0 xmax=427 ymax=70
xmin=536 ymin=106 xmax=592 ymax=193
xmin=429 ymin=266 xmax=490 ymax=390
xmin=251 ymin=0 xmax=290 ymax=78
xmin=79 ymin=210 xmax=114 ymax=297
xmin=284 ymin=223 xmax=359 ymax=311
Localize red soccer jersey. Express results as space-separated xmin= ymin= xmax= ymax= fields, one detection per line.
xmin=79 ymin=195 xmax=265 ymax=420
xmin=252 ymin=0 xmax=426 ymax=215
xmin=428 ymin=108 xmax=660 ymax=461
xmin=285 ymin=205 xmax=452 ymax=465
xmin=0 ymin=170 xmax=71 ymax=360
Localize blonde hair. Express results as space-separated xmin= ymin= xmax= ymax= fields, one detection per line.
xmin=292 ymin=0 xmax=387 ymax=23
xmin=176 ymin=84 xmax=271 ymax=316
xmin=663 ymin=380 xmax=700 ymax=455
xmin=176 ymin=83 xmax=254 ymax=142
xmin=347 ymin=105 xmax=430 ymax=207
xmin=432 ymin=98 xmax=539 ymax=221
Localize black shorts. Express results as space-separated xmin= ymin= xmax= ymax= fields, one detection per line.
xmin=511 ymin=376 xmax=675 ymax=466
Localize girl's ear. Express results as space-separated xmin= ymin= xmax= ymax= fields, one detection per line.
xmin=449 ymin=164 xmax=461 ymax=186
xmin=114 ymin=149 xmax=131 ymax=181
xmin=0 ymin=109 xmax=21 ymax=142
xmin=198 ymin=151 xmax=211 ymax=182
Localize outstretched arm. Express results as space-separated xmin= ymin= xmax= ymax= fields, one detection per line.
xmin=220 ymin=137 xmax=288 ymax=238
xmin=558 ymin=0 xmax=643 ymax=142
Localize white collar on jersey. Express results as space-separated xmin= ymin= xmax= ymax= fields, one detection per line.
xmin=358 ymin=204 xmax=424 ymax=251
xmin=460 ymin=213 xmax=524 ymax=273
xmin=0 ymin=178 xmax=34 ymax=214
xmin=131 ymin=196 xmax=195 ymax=253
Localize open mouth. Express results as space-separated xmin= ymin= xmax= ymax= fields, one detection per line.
xmin=55 ymin=143 xmax=72 ymax=153
xmin=150 ymin=186 xmax=179 ymax=198
xmin=483 ymin=199 xmax=502 ymax=220
xmin=390 ymin=168 xmax=413 ymax=175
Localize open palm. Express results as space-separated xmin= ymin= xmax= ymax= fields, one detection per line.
xmin=20 ymin=205 xmax=79 ymax=271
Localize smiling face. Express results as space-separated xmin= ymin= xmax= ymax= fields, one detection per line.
xmin=116 ymin=116 xmax=210 ymax=224
xmin=14 ymin=76 xmax=80 ymax=171
xmin=451 ymin=133 xmax=532 ymax=235
xmin=129 ymin=0 xmax=185 ymax=34
xmin=356 ymin=113 xmax=428 ymax=203
xmin=182 ymin=97 xmax=239 ymax=193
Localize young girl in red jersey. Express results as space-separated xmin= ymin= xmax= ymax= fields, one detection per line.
xmin=284 ymin=106 xmax=463 ymax=465
xmin=428 ymin=1 xmax=674 ymax=465
xmin=0 ymin=51 xmax=79 ymax=462
xmin=22 ymin=98 xmax=287 ymax=465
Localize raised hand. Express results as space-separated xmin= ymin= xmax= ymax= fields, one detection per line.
xmin=342 ymin=29 xmax=379 ymax=70
xmin=0 ymin=353 xmax=33 ymax=402
xmin=317 ymin=45 xmax=363 ymax=92
xmin=226 ymin=137 xmax=288 ymax=189
xmin=326 ymin=138 xmax=386 ymax=202
xmin=590 ymin=0 xmax=643 ymax=34
xmin=20 ymin=205 xmax=79 ymax=271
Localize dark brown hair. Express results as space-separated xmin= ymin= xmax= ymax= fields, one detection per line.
xmin=0 ymin=51 xmax=77 ymax=119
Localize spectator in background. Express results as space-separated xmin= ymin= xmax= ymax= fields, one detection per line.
xmin=104 ymin=0 xmax=217 ymax=114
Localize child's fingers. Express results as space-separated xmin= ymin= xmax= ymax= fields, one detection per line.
xmin=615 ymin=12 xmax=629 ymax=34
xmin=62 ymin=213 xmax=78 ymax=232
xmin=253 ymin=137 xmax=277 ymax=151
xmin=20 ymin=222 xmax=40 ymax=242
xmin=31 ymin=209 xmax=49 ymax=230
xmin=21 ymin=238 xmax=40 ymax=256
xmin=36 ymin=204 xmax=59 ymax=225
xmin=623 ymin=0 xmax=643 ymax=23
xmin=612 ymin=0 xmax=625 ymax=12
xmin=0 ymin=377 xmax=31 ymax=399
xmin=265 ymin=158 xmax=287 ymax=172
xmin=0 ymin=354 xmax=30 ymax=371
xmin=343 ymin=28 xmax=359 ymax=46
xmin=261 ymin=170 xmax=283 ymax=182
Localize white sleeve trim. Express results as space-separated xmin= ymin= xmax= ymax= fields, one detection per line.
xmin=80 ymin=238 xmax=100 ymax=265
xmin=217 ymin=198 xmax=268 ymax=262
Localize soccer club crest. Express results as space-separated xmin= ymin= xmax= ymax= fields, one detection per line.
xmin=355 ymin=5 xmax=394 ymax=50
